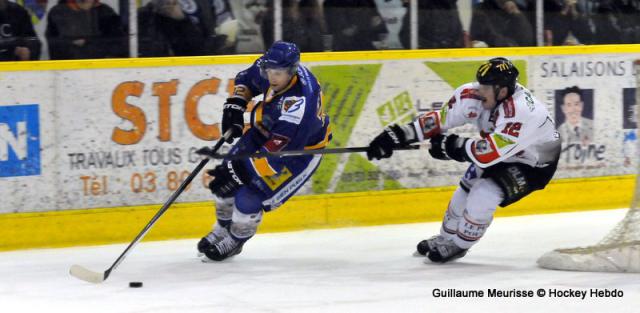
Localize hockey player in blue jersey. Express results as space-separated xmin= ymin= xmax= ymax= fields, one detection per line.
xmin=198 ymin=41 xmax=331 ymax=261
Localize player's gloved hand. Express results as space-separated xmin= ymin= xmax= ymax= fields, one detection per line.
xmin=367 ymin=124 xmax=408 ymax=160
xmin=207 ymin=160 xmax=251 ymax=198
xmin=221 ymin=97 xmax=248 ymax=143
xmin=428 ymin=133 xmax=471 ymax=162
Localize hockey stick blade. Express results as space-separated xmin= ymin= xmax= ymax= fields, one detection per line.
xmin=69 ymin=131 xmax=232 ymax=284
xmin=195 ymin=145 xmax=421 ymax=160
xmin=69 ymin=264 xmax=108 ymax=284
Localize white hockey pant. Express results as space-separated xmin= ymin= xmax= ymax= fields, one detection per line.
xmin=440 ymin=166 xmax=504 ymax=249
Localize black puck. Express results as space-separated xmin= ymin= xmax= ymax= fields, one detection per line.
xmin=129 ymin=281 xmax=143 ymax=288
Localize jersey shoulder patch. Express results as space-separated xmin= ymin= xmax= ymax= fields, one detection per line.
xmin=279 ymin=96 xmax=306 ymax=124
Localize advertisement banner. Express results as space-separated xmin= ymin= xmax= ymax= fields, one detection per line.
xmin=0 ymin=54 xmax=637 ymax=213
xmin=530 ymin=56 xmax=638 ymax=177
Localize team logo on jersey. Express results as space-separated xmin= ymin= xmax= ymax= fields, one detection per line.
xmin=418 ymin=112 xmax=440 ymax=138
xmin=280 ymin=96 xmax=306 ymax=125
xmin=464 ymin=105 xmax=479 ymax=119
xmin=283 ymin=98 xmax=304 ymax=113
xmin=524 ymin=91 xmax=535 ymax=112
xmin=264 ymin=134 xmax=290 ymax=152
xmin=474 ymin=139 xmax=494 ymax=155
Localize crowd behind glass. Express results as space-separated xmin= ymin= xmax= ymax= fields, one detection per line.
xmin=1 ymin=0 xmax=639 ymax=61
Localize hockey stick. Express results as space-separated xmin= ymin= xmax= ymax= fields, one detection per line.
xmin=69 ymin=131 xmax=231 ymax=284
xmin=195 ymin=144 xmax=422 ymax=160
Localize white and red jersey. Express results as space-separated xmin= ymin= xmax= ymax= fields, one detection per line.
xmin=412 ymin=82 xmax=560 ymax=168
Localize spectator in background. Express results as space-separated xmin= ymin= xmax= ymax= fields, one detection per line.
xmin=373 ymin=0 xmax=406 ymax=49
xmin=398 ymin=0 xmax=464 ymax=49
xmin=323 ymin=0 xmax=388 ymax=51
xmin=261 ymin=0 xmax=326 ymax=52
xmin=544 ymin=0 xmax=594 ymax=45
xmin=592 ymin=0 xmax=640 ymax=44
xmin=0 ymin=0 xmax=41 ymax=61
xmin=213 ymin=0 xmax=234 ymax=25
xmin=230 ymin=0 xmax=268 ymax=54
xmin=470 ymin=0 xmax=534 ymax=47
xmin=137 ymin=0 xmax=221 ymax=57
xmin=212 ymin=0 xmax=237 ymax=54
xmin=46 ymin=0 xmax=127 ymax=60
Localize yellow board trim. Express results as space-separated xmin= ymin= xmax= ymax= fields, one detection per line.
xmin=1 ymin=44 xmax=640 ymax=72
xmin=0 ymin=175 xmax=634 ymax=251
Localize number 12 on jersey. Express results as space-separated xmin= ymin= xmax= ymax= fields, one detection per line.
xmin=501 ymin=122 xmax=522 ymax=137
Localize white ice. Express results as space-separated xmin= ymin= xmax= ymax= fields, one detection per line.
xmin=1 ymin=209 xmax=639 ymax=313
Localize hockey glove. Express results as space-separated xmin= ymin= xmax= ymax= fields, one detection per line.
xmin=221 ymin=97 xmax=248 ymax=143
xmin=367 ymin=124 xmax=414 ymax=160
xmin=207 ymin=160 xmax=251 ymax=198
xmin=428 ymin=133 xmax=471 ymax=162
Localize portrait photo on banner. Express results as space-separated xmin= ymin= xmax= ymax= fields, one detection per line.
xmin=554 ymin=86 xmax=594 ymax=146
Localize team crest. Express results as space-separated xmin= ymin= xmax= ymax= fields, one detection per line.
xmin=283 ymin=97 xmax=304 ymax=112
xmin=474 ymin=139 xmax=494 ymax=155
xmin=279 ymin=96 xmax=306 ymax=124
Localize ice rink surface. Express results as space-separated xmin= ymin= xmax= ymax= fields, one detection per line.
xmin=1 ymin=209 xmax=638 ymax=313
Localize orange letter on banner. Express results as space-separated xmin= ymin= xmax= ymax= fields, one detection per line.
xmin=227 ymin=79 xmax=235 ymax=97
xmin=112 ymin=81 xmax=146 ymax=145
xmin=185 ymin=78 xmax=221 ymax=141
xmin=152 ymin=80 xmax=178 ymax=142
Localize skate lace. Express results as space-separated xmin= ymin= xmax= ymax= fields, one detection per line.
xmin=207 ymin=227 xmax=229 ymax=242
xmin=205 ymin=232 xmax=217 ymax=243
xmin=427 ymin=235 xmax=447 ymax=250
xmin=438 ymin=241 xmax=462 ymax=257
xmin=214 ymin=237 xmax=238 ymax=254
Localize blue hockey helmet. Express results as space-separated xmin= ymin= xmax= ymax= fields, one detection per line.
xmin=259 ymin=41 xmax=300 ymax=77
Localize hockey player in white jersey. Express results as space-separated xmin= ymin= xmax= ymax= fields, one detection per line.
xmin=367 ymin=57 xmax=561 ymax=263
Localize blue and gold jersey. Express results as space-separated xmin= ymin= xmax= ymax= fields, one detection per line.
xmin=229 ymin=59 xmax=331 ymax=177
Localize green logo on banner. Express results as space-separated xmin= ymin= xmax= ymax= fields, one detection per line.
xmin=376 ymin=91 xmax=415 ymax=126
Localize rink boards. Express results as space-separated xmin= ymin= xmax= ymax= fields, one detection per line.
xmin=1 ymin=45 xmax=639 ymax=250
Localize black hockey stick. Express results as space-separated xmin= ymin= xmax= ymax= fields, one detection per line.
xmin=69 ymin=131 xmax=231 ymax=284
xmin=195 ymin=144 xmax=422 ymax=160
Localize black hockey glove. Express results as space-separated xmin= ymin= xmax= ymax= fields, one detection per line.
xmin=221 ymin=97 xmax=247 ymax=143
xmin=207 ymin=160 xmax=251 ymax=198
xmin=428 ymin=133 xmax=471 ymax=162
xmin=367 ymin=124 xmax=416 ymax=160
